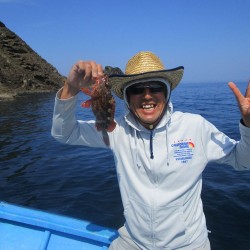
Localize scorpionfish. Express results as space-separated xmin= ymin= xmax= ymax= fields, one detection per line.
xmin=81 ymin=75 xmax=116 ymax=145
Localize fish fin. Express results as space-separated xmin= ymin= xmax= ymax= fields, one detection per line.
xmin=81 ymin=87 xmax=92 ymax=96
xmin=81 ymin=99 xmax=92 ymax=108
xmin=107 ymin=121 xmax=116 ymax=132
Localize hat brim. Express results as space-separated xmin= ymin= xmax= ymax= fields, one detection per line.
xmin=109 ymin=66 xmax=184 ymax=99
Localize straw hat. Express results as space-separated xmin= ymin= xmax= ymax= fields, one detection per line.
xmin=109 ymin=51 xmax=184 ymax=99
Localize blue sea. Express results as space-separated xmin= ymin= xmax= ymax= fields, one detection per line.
xmin=0 ymin=82 xmax=250 ymax=249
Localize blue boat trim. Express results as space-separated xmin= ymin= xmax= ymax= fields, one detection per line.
xmin=0 ymin=201 xmax=118 ymax=249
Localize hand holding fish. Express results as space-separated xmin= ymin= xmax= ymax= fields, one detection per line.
xmin=228 ymin=81 xmax=250 ymax=127
xmin=60 ymin=60 xmax=117 ymax=145
xmin=81 ymin=75 xmax=116 ymax=146
xmin=61 ymin=60 xmax=104 ymax=99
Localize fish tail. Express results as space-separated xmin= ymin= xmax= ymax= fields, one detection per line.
xmin=102 ymin=131 xmax=110 ymax=146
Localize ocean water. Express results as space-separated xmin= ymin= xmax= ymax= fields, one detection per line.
xmin=0 ymin=81 xmax=250 ymax=249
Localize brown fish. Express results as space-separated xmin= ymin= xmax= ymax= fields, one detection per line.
xmin=81 ymin=75 xmax=116 ymax=145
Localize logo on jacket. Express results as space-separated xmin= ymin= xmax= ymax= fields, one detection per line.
xmin=171 ymin=139 xmax=195 ymax=164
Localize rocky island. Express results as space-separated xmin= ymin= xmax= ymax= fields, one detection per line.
xmin=0 ymin=21 xmax=123 ymax=101
xmin=0 ymin=21 xmax=65 ymax=100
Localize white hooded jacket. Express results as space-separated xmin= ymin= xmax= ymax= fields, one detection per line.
xmin=52 ymin=90 xmax=250 ymax=249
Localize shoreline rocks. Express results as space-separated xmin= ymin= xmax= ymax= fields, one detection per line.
xmin=0 ymin=21 xmax=65 ymax=101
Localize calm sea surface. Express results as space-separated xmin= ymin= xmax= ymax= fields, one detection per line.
xmin=0 ymin=82 xmax=250 ymax=249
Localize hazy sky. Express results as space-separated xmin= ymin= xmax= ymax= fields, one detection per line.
xmin=1 ymin=0 xmax=249 ymax=83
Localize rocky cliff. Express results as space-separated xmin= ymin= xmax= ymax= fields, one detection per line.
xmin=0 ymin=21 xmax=124 ymax=101
xmin=0 ymin=21 xmax=65 ymax=100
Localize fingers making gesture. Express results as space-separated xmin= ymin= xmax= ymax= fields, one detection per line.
xmin=228 ymin=81 xmax=250 ymax=127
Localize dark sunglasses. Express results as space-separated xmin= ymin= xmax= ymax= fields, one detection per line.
xmin=127 ymin=82 xmax=165 ymax=95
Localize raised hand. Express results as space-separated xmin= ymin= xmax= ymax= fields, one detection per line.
xmin=228 ymin=81 xmax=250 ymax=127
xmin=61 ymin=60 xmax=104 ymax=99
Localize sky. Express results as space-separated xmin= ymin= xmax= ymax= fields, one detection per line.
xmin=1 ymin=0 xmax=250 ymax=84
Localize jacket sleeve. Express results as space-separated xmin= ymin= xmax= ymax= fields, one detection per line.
xmin=51 ymin=89 xmax=108 ymax=148
xmin=202 ymin=117 xmax=250 ymax=171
